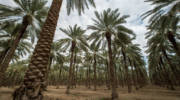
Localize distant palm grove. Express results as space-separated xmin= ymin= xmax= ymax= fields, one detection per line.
xmin=0 ymin=0 xmax=179 ymax=100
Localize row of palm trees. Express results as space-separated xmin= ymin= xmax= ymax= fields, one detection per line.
xmin=144 ymin=0 xmax=180 ymax=90
xmin=0 ymin=0 xmax=179 ymax=100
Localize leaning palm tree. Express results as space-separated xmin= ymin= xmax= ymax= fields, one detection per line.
xmin=0 ymin=0 xmax=48 ymax=86
xmin=0 ymin=36 xmax=33 ymax=64
xmin=146 ymin=28 xmax=179 ymax=89
xmin=142 ymin=0 xmax=180 ymax=56
xmin=88 ymin=8 xmax=134 ymax=99
xmin=0 ymin=23 xmax=19 ymax=64
xmin=0 ymin=23 xmax=33 ymax=86
xmin=58 ymin=24 xmax=88 ymax=94
xmin=13 ymin=0 xmax=95 ymax=99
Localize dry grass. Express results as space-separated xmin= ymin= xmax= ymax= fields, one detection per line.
xmin=0 ymin=85 xmax=180 ymax=100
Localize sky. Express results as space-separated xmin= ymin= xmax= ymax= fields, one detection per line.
xmin=0 ymin=0 xmax=153 ymax=57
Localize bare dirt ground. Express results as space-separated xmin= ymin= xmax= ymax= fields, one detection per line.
xmin=0 ymin=85 xmax=180 ymax=100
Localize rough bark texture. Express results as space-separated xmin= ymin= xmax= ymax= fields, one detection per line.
xmin=93 ymin=53 xmax=97 ymax=90
xmin=66 ymin=41 xmax=76 ymax=94
xmin=122 ymin=49 xmax=132 ymax=93
xmin=46 ymin=55 xmax=53 ymax=87
xmin=105 ymin=32 xmax=118 ymax=100
xmin=0 ymin=15 xmax=30 ymax=87
xmin=12 ymin=0 xmax=63 ymax=99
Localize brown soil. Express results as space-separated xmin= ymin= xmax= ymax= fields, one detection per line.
xmin=0 ymin=85 xmax=180 ymax=100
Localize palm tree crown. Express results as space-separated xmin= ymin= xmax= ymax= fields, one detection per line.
xmin=59 ymin=24 xmax=88 ymax=52
xmin=88 ymin=8 xmax=134 ymax=49
xmin=0 ymin=0 xmax=48 ymax=40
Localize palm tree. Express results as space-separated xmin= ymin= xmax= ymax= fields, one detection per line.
xmin=86 ymin=42 xmax=101 ymax=90
xmin=146 ymin=28 xmax=179 ymax=89
xmin=142 ymin=0 xmax=180 ymax=56
xmin=0 ymin=0 xmax=48 ymax=86
xmin=125 ymin=43 xmax=147 ymax=90
xmin=114 ymin=33 xmax=133 ymax=93
xmin=73 ymin=53 xmax=84 ymax=87
xmin=13 ymin=0 xmax=95 ymax=99
xmin=0 ymin=23 xmax=19 ymax=64
xmin=0 ymin=23 xmax=33 ymax=86
xmin=88 ymin=8 xmax=134 ymax=99
xmin=58 ymin=24 xmax=88 ymax=94
xmin=101 ymin=51 xmax=111 ymax=89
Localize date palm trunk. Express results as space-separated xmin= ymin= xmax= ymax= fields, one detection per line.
xmin=72 ymin=66 xmax=75 ymax=88
xmin=106 ymin=59 xmax=111 ymax=90
xmin=122 ymin=48 xmax=132 ymax=93
xmin=75 ymin=65 xmax=78 ymax=87
xmin=105 ymin=32 xmax=118 ymax=100
xmin=0 ymin=15 xmax=30 ymax=87
xmin=71 ymin=52 xmax=76 ymax=88
xmin=46 ymin=55 xmax=53 ymax=88
xmin=66 ymin=41 xmax=76 ymax=94
xmin=87 ymin=60 xmax=92 ymax=89
xmin=93 ymin=53 xmax=97 ymax=90
xmin=59 ymin=63 xmax=63 ymax=83
xmin=114 ymin=63 xmax=118 ymax=88
xmin=128 ymin=57 xmax=138 ymax=90
xmin=85 ymin=73 xmax=87 ymax=86
xmin=86 ymin=67 xmax=88 ymax=88
xmin=13 ymin=0 xmax=63 ymax=99
xmin=119 ymin=66 xmax=125 ymax=88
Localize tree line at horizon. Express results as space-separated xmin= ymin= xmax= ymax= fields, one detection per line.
xmin=0 ymin=0 xmax=179 ymax=100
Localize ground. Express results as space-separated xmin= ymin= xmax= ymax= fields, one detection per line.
xmin=0 ymin=85 xmax=180 ymax=100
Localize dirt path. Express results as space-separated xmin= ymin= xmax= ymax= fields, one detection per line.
xmin=0 ymin=86 xmax=180 ymax=100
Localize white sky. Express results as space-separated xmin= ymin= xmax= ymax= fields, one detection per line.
xmin=0 ymin=0 xmax=153 ymax=57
